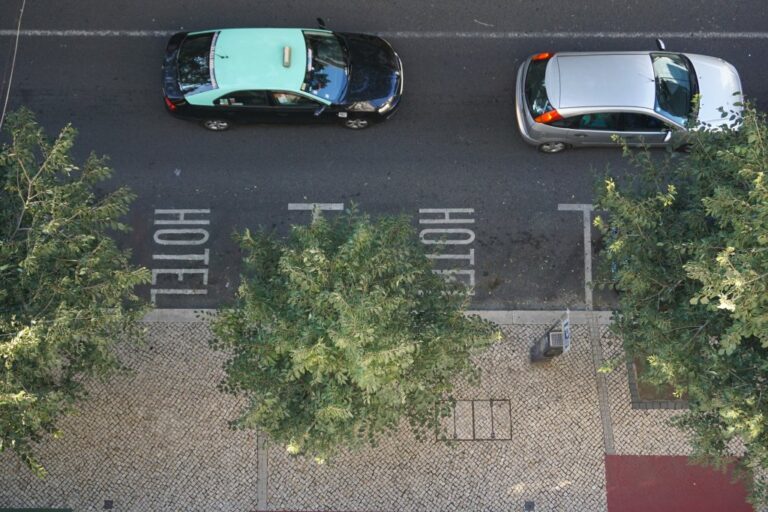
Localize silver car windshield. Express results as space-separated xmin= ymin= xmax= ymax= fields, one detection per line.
xmin=651 ymin=53 xmax=697 ymax=125
xmin=524 ymin=58 xmax=553 ymax=117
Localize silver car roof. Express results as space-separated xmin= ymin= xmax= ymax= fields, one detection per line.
xmin=546 ymin=52 xmax=656 ymax=110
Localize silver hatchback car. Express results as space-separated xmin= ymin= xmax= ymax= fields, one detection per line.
xmin=514 ymin=42 xmax=743 ymax=153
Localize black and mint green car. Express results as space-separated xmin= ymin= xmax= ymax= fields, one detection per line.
xmin=162 ymin=23 xmax=403 ymax=130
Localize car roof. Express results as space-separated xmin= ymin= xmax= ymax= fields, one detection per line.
xmin=547 ymin=53 xmax=656 ymax=111
xmin=210 ymin=28 xmax=307 ymax=91
xmin=185 ymin=28 xmax=336 ymax=106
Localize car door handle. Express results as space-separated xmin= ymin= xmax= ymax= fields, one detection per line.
xmin=573 ymin=133 xmax=588 ymax=138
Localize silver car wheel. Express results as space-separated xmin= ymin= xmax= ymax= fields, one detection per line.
xmin=203 ymin=119 xmax=230 ymax=131
xmin=538 ymin=141 xmax=567 ymax=154
xmin=344 ymin=118 xmax=370 ymax=129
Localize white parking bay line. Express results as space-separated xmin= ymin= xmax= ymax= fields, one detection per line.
xmin=1 ymin=29 xmax=768 ymax=39
xmin=287 ymin=203 xmax=344 ymax=211
xmin=558 ymin=203 xmax=595 ymax=310
xmin=288 ymin=202 xmax=344 ymax=222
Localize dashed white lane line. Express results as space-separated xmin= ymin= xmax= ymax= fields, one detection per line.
xmin=1 ymin=29 xmax=768 ymax=39
xmin=382 ymin=31 xmax=768 ymax=39
xmin=558 ymin=203 xmax=595 ymax=310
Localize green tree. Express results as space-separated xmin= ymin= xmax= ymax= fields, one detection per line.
xmin=595 ymin=105 xmax=768 ymax=503
xmin=0 ymin=109 xmax=150 ymax=475
xmin=212 ymin=209 xmax=499 ymax=461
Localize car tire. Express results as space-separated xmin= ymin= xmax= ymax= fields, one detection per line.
xmin=538 ymin=141 xmax=567 ymax=154
xmin=201 ymin=119 xmax=231 ymax=131
xmin=343 ymin=117 xmax=370 ymax=130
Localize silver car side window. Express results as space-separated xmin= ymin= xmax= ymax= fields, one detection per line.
xmin=620 ymin=113 xmax=667 ymax=132
xmin=577 ymin=113 xmax=620 ymax=131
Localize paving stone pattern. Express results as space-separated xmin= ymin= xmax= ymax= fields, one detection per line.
xmin=0 ymin=320 xmax=699 ymax=511
xmin=0 ymin=322 xmax=258 ymax=512
xmin=599 ymin=327 xmax=692 ymax=456
xmin=267 ymin=325 xmax=607 ymax=512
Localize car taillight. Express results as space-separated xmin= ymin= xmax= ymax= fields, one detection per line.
xmin=532 ymin=52 xmax=553 ymax=61
xmin=534 ymin=110 xmax=563 ymax=124
xmin=164 ymin=96 xmax=186 ymax=111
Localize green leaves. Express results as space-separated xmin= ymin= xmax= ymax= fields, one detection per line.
xmin=0 ymin=108 xmax=150 ymax=476
xmin=213 ymin=209 xmax=498 ymax=461
xmin=596 ymin=104 xmax=768 ymax=506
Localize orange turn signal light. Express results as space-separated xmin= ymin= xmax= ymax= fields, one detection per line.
xmin=532 ymin=52 xmax=553 ymax=61
xmin=534 ymin=110 xmax=563 ymax=124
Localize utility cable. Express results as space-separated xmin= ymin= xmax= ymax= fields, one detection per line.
xmin=0 ymin=0 xmax=27 ymax=132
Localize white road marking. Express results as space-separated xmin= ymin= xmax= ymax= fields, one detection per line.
xmin=153 ymin=228 xmax=210 ymax=245
xmin=154 ymin=208 xmax=211 ymax=225
xmin=150 ymin=288 xmax=207 ymax=304
xmin=419 ymin=228 xmax=476 ymax=245
xmin=419 ymin=208 xmax=475 ymax=224
xmin=427 ymin=248 xmax=475 ymax=265
xmin=287 ymin=202 xmax=344 ymax=211
xmin=558 ymin=204 xmax=595 ymax=310
xmin=153 ymin=249 xmax=210 ymax=264
xmin=380 ymin=31 xmax=768 ymax=39
xmin=151 ymin=268 xmax=209 ymax=286
xmin=151 ymin=208 xmax=211 ymax=305
xmin=419 ymin=208 xmax=476 ymax=295
xmin=0 ymin=29 xmax=176 ymax=37
xmin=433 ymin=269 xmax=476 ymax=288
xmin=288 ymin=202 xmax=344 ymax=222
xmin=1 ymin=29 xmax=768 ymax=39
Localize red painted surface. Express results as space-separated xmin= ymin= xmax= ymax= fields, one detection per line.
xmin=605 ymin=455 xmax=753 ymax=512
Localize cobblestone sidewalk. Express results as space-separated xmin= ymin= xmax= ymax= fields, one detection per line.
xmin=0 ymin=311 xmax=693 ymax=511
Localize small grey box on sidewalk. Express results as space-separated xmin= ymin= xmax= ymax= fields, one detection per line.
xmin=530 ymin=329 xmax=564 ymax=362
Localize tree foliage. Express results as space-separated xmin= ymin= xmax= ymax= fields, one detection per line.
xmin=212 ymin=209 xmax=499 ymax=461
xmin=0 ymin=109 xmax=150 ymax=475
xmin=595 ymin=105 xmax=768 ymax=503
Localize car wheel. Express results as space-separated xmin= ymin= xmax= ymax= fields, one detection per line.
xmin=202 ymin=119 xmax=231 ymax=131
xmin=538 ymin=141 xmax=567 ymax=154
xmin=343 ymin=117 xmax=370 ymax=130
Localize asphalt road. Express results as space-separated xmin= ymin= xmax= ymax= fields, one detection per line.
xmin=1 ymin=1 xmax=767 ymax=310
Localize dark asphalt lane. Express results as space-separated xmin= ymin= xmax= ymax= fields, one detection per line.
xmin=5 ymin=0 xmax=768 ymax=33
xmin=1 ymin=1 xmax=767 ymax=310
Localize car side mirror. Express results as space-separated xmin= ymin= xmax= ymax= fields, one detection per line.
xmin=317 ymin=17 xmax=327 ymax=29
xmin=663 ymin=130 xmax=672 ymax=143
xmin=656 ymin=38 xmax=666 ymax=51
xmin=314 ymin=105 xmax=326 ymax=117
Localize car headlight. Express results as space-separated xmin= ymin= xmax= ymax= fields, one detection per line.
xmin=349 ymin=101 xmax=376 ymax=112
xmin=378 ymin=96 xmax=396 ymax=114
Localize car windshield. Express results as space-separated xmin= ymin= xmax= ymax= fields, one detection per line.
xmin=651 ymin=53 xmax=697 ymax=125
xmin=178 ymin=32 xmax=216 ymax=94
xmin=302 ymin=31 xmax=348 ymax=103
xmin=525 ymin=58 xmax=554 ymax=117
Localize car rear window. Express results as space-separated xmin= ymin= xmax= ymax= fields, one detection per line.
xmin=525 ymin=59 xmax=554 ymax=117
xmin=178 ymin=32 xmax=216 ymax=94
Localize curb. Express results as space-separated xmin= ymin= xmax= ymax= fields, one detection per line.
xmin=141 ymin=309 xmax=614 ymax=326
xmin=467 ymin=309 xmax=613 ymax=326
